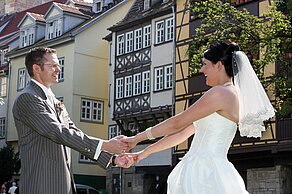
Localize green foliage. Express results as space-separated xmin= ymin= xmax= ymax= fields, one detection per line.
xmin=0 ymin=145 xmax=20 ymax=184
xmin=189 ymin=0 xmax=292 ymax=117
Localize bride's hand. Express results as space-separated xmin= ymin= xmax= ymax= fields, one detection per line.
xmin=132 ymin=150 xmax=150 ymax=164
xmin=121 ymin=136 xmax=139 ymax=150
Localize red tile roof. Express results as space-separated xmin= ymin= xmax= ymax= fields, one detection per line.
xmin=0 ymin=0 xmax=66 ymax=38
xmin=54 ymin=2 xmax=93 ymax=17
xmin=28 ymin=12 xmax=46 ymax=22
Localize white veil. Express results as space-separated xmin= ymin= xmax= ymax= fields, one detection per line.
xmin=233 ymin=51 xmax=275 ymax=138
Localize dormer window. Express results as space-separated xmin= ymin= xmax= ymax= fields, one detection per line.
xmin=20 ymin=28 xmax=35 ymax=48
xmin=46 ymin=18 xmax=63 ymax=40
xmin=144 ymin=0 xmax=150 ymax=10
xmin=93 ymin=0 xmax=103 ymax=13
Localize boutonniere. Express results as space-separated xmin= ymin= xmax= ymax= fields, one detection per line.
xmin=55 ymin=102 xmax=65 ymax=115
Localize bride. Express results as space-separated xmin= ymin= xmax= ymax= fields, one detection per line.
xmin=122 ymin=41 xmax=275 ymax=194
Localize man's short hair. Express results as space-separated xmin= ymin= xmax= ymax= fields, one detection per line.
xmin=25 ymin=47 xmax=56 ymax=77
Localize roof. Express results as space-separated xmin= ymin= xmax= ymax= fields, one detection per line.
xmin=0 ymin=0 xmax=66 ymax=38
xmin=28 ymin=12 xmax=46 ymax=22
xmin=108 ymin=0 xmax=174 ymax=31
xmin=53 ymin=2 xmax=94 ymax=17
xmin=71 ymin=0 xmax=93 ymax=7
xmin=0 ymin=32 xmax=19 ymax=48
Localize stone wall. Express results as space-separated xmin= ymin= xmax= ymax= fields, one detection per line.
xmin=0 ymin=0 xmax=5 ymax=15
xmin=247 ymin=165 xmax=292 ymax=194
xmin=4 ymin=0 xmax=52 ymax=15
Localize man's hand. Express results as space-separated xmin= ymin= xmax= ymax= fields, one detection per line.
xmin=120 ymin=136 xmax=138 ymax=150
xmin=101 ymin=135 xmax=129 ymax=154
xmin=115 ymin=154 xmax=135 ymax=168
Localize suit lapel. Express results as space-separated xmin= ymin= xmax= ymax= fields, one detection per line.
xmin=29 ymin=81 xmax=57 ymax=115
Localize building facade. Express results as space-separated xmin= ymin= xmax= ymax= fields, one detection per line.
xmin=106 ymin=0 xmax=175 ymax=193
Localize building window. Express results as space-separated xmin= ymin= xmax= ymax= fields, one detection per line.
xmin=58 ymin=57 xmax=65 ymax=81
xmin=165 ymin=18 xmax=174 ymax=41
xmin=0 ymin=77 xmax=7 ymax=97
xmin=79 ymin=154 xmax=95 ymax=163
xmin=144 ymin=0 xmax=150 ymax=10
xmin=0 ymin=49 xmax=8 ymax=66
xmin=154 ymin=67 xmax=163 ymax=91
xmin=155 ymin=21 xmax=164 ymax=44
xmin=116 ymin=78 xmax=123 ymax=99
xmin=125 ymin=32 xmax=133 ymax=53
xmin=17 ymin=68 xmax=27 ymax=90
xmin=124 ymin=76 xmax=132 ymax=97
xmin=56 ymin=19 xmax=63 ymax=37
xmin=46 ymin=19 xmax=63 ymax=40
xmin=109 ymin=125 xmax=121 ymax=139
xmin=142 ymin=71 xmax=150 ymax=93
xmin=81 ymin=99 xmax=104 ymax=123
xmin=154 ymin=65 xmax=173 ymax=91
xmin=133 ymin=73 xmax=141 ymax=95
xmin=117 ymin=34 xmax=125 ymax=55
xmin=0 ymin=118 xmax=5 ymax=138
xmin=134 ymin=28 xmax=142 ymax=51
xmin=94 ymin=1 xmax=102 ymax=13
xmin=155 ymin=18 xmax=174 ymax=44
xmin=143 ymin=25 xmax=151 ymax=48
xmin=21 ymin=29 xmax=28 ymax=47
xmin=47 ymin=22 xmax=54 ymax=40
xmin=164 ymin=65 xmax=173 ymax=89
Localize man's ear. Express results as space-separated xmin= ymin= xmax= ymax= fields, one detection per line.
xmin=32 ymin=64 xmax=41 ymax=74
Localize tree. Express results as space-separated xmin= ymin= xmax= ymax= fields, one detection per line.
xmin=189 ymin=0 xmax=292 ymax=117
xmin=0 ymin=145 xmax=20 ymax=184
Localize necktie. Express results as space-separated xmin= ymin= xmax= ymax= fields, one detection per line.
xmin=47 ymin=94 xmax=55 ymax=108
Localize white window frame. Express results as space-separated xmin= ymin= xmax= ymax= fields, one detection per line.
xmin=28 ymin=27 xmax=35 ymax=45
xmin=117 ymin=34 xmax=125 ymax=55
xmin=142 ymin=70 xmax=150 ymax=93
xmin=143 ymin=25 xmax=151 ymax=48
xmin=134 ymin=28 xmax=142 ymax=51
xmin=0 ymin=77 xmax=7 ymax=97
xmin=58 ymin=57 xmax=65 ymax=81
xmin=125 ymin=32 xmax=133 ymax=53
xmin=164 ymin=65 xmax=173 ymax=89
xmin=17 ymin=68 xmax=26 ymax=90
xmin=0 ymin=117 xmax=5 ymax=138
xmin=155 ymin=21 xmax=164 ymax=44
xmin=21 ymin=29 xmax=28 ymax=47
xmin=92 ymin=101 xmax=103 ymax=122
xmin=109 ymin=125 xmax=121 ymax=139
xmin=81 ymin=99 xmax=104 ymax=123
xmin=165 ymin=17 xmax=174 ymax=41
xmin=133 ymin=73 xmax=141 ymax=95
xmin=144 ymin=0 xmax=150 ymax=10
xmin=154 ymin=67 xmax=163 ymax=91
xmin=47 ymin=22 xmax=54 ymax=40
xmin=116 ymin=78 xmax=123 ymax=99
xmin=124 ymin=76 xmax=132 ymax=97
xmin=0 ymin=48 xmax=9 ymax=66
xmin=55 ymin=18 xmax=63 ymax=37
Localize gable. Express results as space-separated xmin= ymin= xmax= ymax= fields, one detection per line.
xmin=20 ymin=16 xmax=35 ymax=27
xmin=46 ymin=6 xmax=63 ymax=19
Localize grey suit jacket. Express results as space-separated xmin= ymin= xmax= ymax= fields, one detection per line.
xmin=13 ymin=81 xmax=112 ymax=194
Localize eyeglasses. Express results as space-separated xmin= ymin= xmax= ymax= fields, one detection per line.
xmin=39 ymin=63 xmax=61 ymax=70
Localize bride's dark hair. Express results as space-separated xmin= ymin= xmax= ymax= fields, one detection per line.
xmin=203 ymin=41 xmax=240 ymax=77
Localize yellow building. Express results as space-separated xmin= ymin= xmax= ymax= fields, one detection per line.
xmin=6 ymin=0 xmax=134 ymax=190
xmin=174 ymin=0 xmax=292 ymax=193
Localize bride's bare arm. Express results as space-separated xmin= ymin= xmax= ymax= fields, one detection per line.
xmin=135 ymin=124 xmax=195 ymax=163
xmin=123 ymin=87 xmax=228 ymax=147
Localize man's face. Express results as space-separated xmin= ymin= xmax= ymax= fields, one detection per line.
xmin=37 ymin=53 xmax=60 ymax=88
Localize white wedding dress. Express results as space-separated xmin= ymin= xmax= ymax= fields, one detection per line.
xmin=167 ymin=112 xmax=249 ymax=194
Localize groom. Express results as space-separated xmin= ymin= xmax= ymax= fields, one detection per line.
xmin=13 ymin=47 xmax=133 ymax=194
